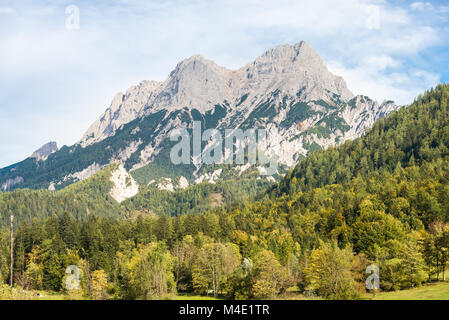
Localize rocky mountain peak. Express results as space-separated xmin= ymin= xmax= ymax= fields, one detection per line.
xmin=80 ymin=41 xmax=378 ymax=148
xmin=30 ymin=141 xmax=58 ymax=161
xmin=150 ymin=54 xmax=232 ymax=114
xmin=174 ymin=54 xmax=226 ymax=70
xmin=81 ymin=80 xmax=163 ymax=146
xmin=237 ymin=41 xmax=353 ymax=103
xmin=253 ymin=41 xmax=325 ymax=71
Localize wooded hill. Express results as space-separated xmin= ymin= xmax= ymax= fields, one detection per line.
xmin=1 ymin=84 xmax=449 ymax=299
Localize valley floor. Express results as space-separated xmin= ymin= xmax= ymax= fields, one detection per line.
xmin=363 ymin=282 xmax=449 ymax=300
xmin=5 ymin=283 xmax=449 ymax=300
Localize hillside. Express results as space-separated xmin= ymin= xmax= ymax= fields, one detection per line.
xmin=0 ymin=163 xmax=272 ymax=227
xmin=0 ymin=164 xmax=123 ymax=226
xmin=275 ymin=84 xmax=449 ymax=196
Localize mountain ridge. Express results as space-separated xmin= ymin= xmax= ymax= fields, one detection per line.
xmin=80 ymin=41 xmax=355 ymax=146
xmin=0 ymin=41 xmax=398 ymax=193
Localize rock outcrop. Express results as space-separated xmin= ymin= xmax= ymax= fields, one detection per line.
xmin=30 ymin=142 xmax=58 ymax=161
xmin=109 ymin=165 xmax=139 ymax=203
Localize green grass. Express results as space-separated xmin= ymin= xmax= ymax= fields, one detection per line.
xmin=176 ymin=292 xmax=223 ymax=300
xmin=24 ymin=283 xmax=449 ymax=300
xmin=364 ymin=282 xmax=449 ymax=300
xmin=36 ymin=291 xmax=220 ymax=300
xmin=277 ymin=286 xmax=308 ymax=300
xmin=37 ymin=291 xmax=65 ymax=300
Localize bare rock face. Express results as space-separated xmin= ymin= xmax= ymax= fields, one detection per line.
xmin=109 ymin=165 xmax=139 ymax=203
xmin=80 ymin=41 xmax=357 ymax=146
xmin=63 ymin=162 xmax=103 ymax=183
xmin=341 ymin=96 xmax=397 ymax=141
xmin=81 ymin=80 xmax=163 ymax=146
xmin=30 ymin=141 xmax=58 ymax=161
xmin=234 ymin=41 xmax=353 ymax=102
xmin=150 ymin=55 xmax=232 ymax=114
xmin=1 ymin=176 xmax=24 ymax=191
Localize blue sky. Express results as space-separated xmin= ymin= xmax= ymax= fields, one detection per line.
xmin=0 ymin=0 xmax=448 ymax=167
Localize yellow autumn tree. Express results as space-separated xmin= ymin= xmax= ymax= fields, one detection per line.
xmin=303 ymin=241 xmax=359 ymax=300
xmin=91 ymin=270 xmax=109 ymax=300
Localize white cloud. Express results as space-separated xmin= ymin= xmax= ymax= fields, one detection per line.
xmin=0 ymin=7 xmax=16 ymax=15
xmin=328 ymin=55 xmax=440 ymax=105
xmin=410 ymin=2 xmax=434 ymax=11
xmin=410 ymin=1 xmax=449 ymax=17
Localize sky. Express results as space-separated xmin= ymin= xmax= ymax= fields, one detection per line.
xmin=0 ymin=0 xmax=448 ymax=167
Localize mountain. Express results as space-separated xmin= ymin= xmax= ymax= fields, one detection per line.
xmin=81 ymin=42 xmax=354 ymax=146
xmin=30 ymin=141 xmax=58 ymax=161
xmin=0 ymin=41 xmax=398 ymax=193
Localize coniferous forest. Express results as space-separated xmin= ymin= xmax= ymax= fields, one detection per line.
xmin=1 ymin=84 xmax=449 ymax=300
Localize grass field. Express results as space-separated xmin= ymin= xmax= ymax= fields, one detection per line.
xmin=364 ymin=282 xmax=449 ymax=300
xmin=33 ymin=291 xmax=220 ymax=300
xmin=37 ymin=291 xmax=65 ymax=300
xmin=176 ymin=292 xmax=223 ymax=300
xmin=25 ymin=283 xmax=449 ymax=300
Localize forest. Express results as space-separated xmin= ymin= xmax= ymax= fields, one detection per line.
xmin=0 ymin=84 xmax=449 ymax=300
